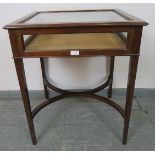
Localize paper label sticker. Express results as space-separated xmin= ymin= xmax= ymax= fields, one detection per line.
xmin=70 ymin=50 xmax=79 ymax=56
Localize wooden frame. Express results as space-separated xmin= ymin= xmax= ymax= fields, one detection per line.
xmin=4 ymin=9 xmax=148 ymax=145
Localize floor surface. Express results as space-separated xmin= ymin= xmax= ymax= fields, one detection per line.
xmin=0 ymin=90 xmax=155 ymax=151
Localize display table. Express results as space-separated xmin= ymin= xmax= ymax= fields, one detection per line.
xmin=4 ymin=9 xmax=148 ymax=145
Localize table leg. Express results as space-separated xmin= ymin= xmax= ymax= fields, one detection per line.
xmin=14 ymin=58 xmax=37 ymax=145
xmin=108 ymin=56 xmax=115 ymax=98
xmin=40 ymin=58 xmax=49 ymax=99
xmin=122 ymin=56 xmax=139 ymax=144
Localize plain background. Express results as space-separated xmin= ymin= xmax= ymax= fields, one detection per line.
xmin=0 ymin=3 xmax=154 ymax=90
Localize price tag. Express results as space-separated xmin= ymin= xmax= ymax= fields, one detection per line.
xmin=70 ymin=50 xmax=79 ymax=56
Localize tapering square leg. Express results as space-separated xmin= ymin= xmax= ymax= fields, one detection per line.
xmin=122 ymin=56 xmax=139 ymax=144
xmin=40 ymin=58 xmax=49 ymax=99
xmin=14 ymin=58 xmax=37 ymax=145
xmin=108 ymin=56 xmax=115 ymax=98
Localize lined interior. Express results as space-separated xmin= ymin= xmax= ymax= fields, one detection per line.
xmin=25 ymin=33 xmax=126 ymax=51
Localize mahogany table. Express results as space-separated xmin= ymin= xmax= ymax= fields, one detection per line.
xmin=3 ymin=9 xmax=148 ymax=145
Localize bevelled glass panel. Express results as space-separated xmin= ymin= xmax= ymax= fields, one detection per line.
xmin=25 ymin=11 xmax=127 ymax=24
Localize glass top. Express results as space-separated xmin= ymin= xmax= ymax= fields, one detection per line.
xmin=25 ymin=11 xmax=128 ymax=24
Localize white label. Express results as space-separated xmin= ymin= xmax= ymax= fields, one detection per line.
xmin=70 ymin=50 xmax=79 ymax=56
